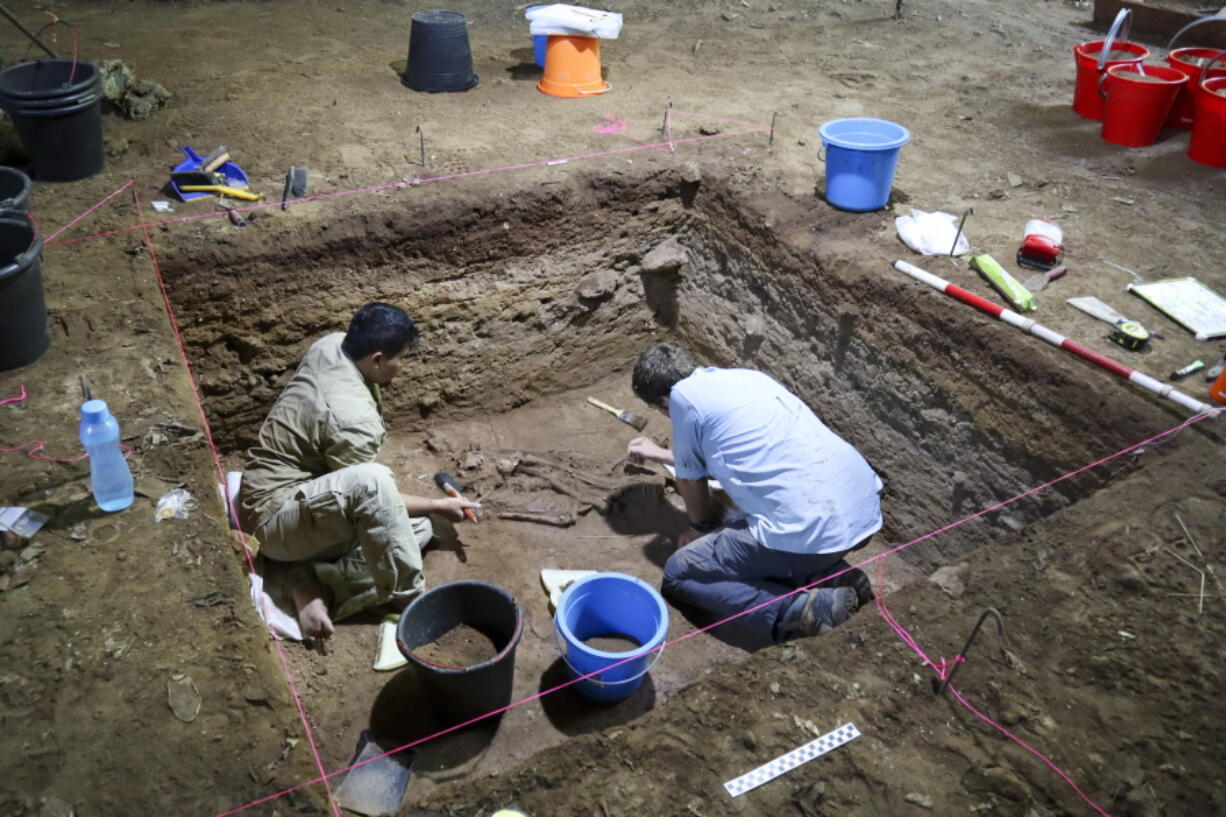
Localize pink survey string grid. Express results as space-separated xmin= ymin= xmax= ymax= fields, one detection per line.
xmin=42 ymin=110 xmax=772 ymax=249
xmin=10 ymin=108 xmax=1220 ymax=817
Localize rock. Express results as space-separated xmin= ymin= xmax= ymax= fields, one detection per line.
xmin=640 ymin=238 xmax=689 ymax=276
xmin=167 ymin=672 xmax=202 ymax=722
xmin=38 ymin=797 xmax=75 ymax=817
xmin=904 ymin=793 xmax=933 ymax=808
xmin=462 ymin=451 xmax=485 ymax=471
xmin=495 ymin=457 xmax=519 ymax=476
xmin=962 ymin=766 xmax=1026 ymax=801
xmin=576 ymin=269 xmax=618 ymax=301
xmin=928 ymin=563 xmax=969 ymax=599
xmin=99 ymin=59 xmax=135 ymax=101
xmin=118 ymin=79 xmax=171 ymax=121
xmin=1007 ymin=172 xmax=1023 ymax=187
xmin=793 ymin=781 xmax=825 ymax=817
xmin=769 ymin=681 xmax=782 ymax=696
xmin=680 ymin=161 xmax=702 ymax=182
xmin=418 ymin=391 xmax=442 ymax=414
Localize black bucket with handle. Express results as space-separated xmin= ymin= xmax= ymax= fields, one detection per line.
xmin=0 ymin=210 xmax=49 ymax=370
xmin=0 ymin=60 xmax=104 ymax=182
xmin=0 ymin=166 xmax=32 ymax=213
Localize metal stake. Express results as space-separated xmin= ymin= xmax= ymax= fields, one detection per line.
xmin=935 ymin=607 xmax=1005 ymax=696
xmin=950 ymin=207 xmax=972 ymax=256
xmin=769 ymin=111 xmax=778 ymax=147
xmin=895 ymin=0 xmax=905 ymax=21
xmin=0 ymin=3 xmax=58 ymax=59
xmin=417 ymin=126 xmax=427 ymax=169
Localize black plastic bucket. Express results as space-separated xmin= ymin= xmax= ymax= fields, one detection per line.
xmin=396 ymin=581 xmax=523 ymax=725
xmin=0 ymin=212 xmax=49 ymax=370
xmin=402 ymin=10 xmax=479 ymax=93
xmin=0 ymin=60 xmax=104 ymax=182
xmin=0 ymin=167 xmax=32 ymax=213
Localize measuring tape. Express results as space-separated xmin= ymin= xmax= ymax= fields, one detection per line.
xmin=1111 ymin=320 xmax=1152 ymax=352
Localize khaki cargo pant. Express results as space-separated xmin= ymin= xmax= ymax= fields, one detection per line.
xmin=254 ymin=462 xmax=431 ymax=621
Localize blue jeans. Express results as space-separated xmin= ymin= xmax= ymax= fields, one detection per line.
xmin=662 ymin=522 xmax=848 ymax=651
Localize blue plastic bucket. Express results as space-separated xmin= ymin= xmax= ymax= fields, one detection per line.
xmin=528 ymin=6 xmax=548 ymax=67
xmin=553 ymin=572 xmax=668 ymax=703
xmin=818 ymin=117 xmax=910 ymax=212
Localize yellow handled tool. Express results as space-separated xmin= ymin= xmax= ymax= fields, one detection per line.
xmin=178 ymin=185 xmax=263 ymax=202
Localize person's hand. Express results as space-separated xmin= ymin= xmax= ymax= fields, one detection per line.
xmin=627 ymin=436 xmax=667 ymax=465
xmin=434 ymin=496 xmax=481 ymax=522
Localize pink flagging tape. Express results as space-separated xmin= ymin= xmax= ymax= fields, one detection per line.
xmin=949 ymin=685 xmax=1114 ymax=817
xmin=45 ymin=124 xmax=769 ymax=249
xmin=129 ymin=182 xmax=341 ymax=817
xmin=0 ymin=384 xmax=27 ymax=407
xmin=43 ymin=179 xmax=135 ymax=244
xmin=206 ymin=406 xmax=1220 ymax=817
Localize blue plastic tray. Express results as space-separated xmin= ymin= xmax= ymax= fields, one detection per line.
xmin=170 ymin=145 xmax=249 ymax=201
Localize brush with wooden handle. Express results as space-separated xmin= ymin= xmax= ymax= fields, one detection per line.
xmin=586 ymin=397 xmax=647 ymax=431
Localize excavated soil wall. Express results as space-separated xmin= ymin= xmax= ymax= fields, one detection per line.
xmin=161 ymin=170 xmax=1176 ymax=574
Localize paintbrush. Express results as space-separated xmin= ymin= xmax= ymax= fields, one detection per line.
xmin=586 ymin=397 xmax=647 ymax=431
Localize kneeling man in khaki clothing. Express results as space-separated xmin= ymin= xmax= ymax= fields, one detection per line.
xmin=239 ymin=303 xmax=477 ymax=640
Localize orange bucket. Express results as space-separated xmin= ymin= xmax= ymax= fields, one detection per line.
xmin=537 ymin=35 xmax=610 ymax=98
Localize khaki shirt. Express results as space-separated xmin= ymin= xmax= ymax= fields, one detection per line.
xmin=240 ymin=333 xmax=385 ymax=529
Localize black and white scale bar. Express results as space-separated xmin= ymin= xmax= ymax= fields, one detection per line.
xmin=723 ymin=722 xmax=861 ymax=797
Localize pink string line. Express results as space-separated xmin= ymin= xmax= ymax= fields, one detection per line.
xmin=206 ymin=406 xmax=1220 ymax=817
xmin=45 ymin=126 xmax=769 ymax=249
xmin=874 ymin=548 xmax=1116 ymax=815
xmin=43 ymin=179 xmax=135 ymax=244
xmin=0 ymin=384 xmax=27 ymax=406
xmin=128 ymin=182 xmax=341 ymax=817
xmin=948 ymin=685 xmax=1113 ymax=817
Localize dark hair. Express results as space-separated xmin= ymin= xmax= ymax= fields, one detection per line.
xmin=341 ymin=303 xmax=419 ymax=360
xmin=632 ymin=343 xmax=698 ymax=406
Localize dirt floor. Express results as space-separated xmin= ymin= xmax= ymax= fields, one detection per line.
xmin=1 ymin=1 xmax=1224 ymax=817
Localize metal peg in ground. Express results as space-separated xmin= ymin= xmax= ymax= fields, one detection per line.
xmin=402 ymin=10 xmax=478 ymax=93
xmin=585 ymin=396 xmax=647 ymax=431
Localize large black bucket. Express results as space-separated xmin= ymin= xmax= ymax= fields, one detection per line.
xmin=402 ymin=10 xmax=479 ymax=93
xmin=0 ymin=166 xmax=31 ymax=213
xmin=0 ymin=212 xmax=49 ymax=370
xmin=0 ymin=60 xmax=104 ymax=182
xmin=396 ymin=581 xmax=523 ymax=725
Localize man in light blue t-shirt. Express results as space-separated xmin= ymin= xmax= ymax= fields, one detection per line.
xmin=627 ymin=343 xmax=881 ymax=650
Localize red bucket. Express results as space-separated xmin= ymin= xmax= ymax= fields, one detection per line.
xmin=1100 ymin=64 xmax=1187 ymax=147
xmin=1188 ymin=76 xmax=1226 ymax=167
xmin=1166 ymin=48 xmax=1226 ymax=128
xmin=1075 ymin=40 xmax=1149 ymax=119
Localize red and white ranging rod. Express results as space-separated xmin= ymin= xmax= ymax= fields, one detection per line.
xmin=892 ymin=260 xmax=1217 ymax=416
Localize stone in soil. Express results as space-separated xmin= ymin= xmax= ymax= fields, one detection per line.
xmin=412 ymin=623 xmax=499 ymax=667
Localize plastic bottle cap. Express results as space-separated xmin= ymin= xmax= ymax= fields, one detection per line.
xmin=81 ymin=399 xmax=109 ymax=420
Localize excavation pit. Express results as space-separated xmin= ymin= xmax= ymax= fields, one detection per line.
xmin=160 ymin=170 xmax=1168 ymax=795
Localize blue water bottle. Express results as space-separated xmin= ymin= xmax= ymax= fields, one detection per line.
xmin=79 ymin=399 xmax=134 ymax=512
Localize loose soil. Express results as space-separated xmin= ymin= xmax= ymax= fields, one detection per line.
xmin=411 ymin=623 xmax=500 ymax=668
xmin=583 ymin=635 xmax=643 ymax=653
xmin=1 ymin=2 xmax=1224 ymax=817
